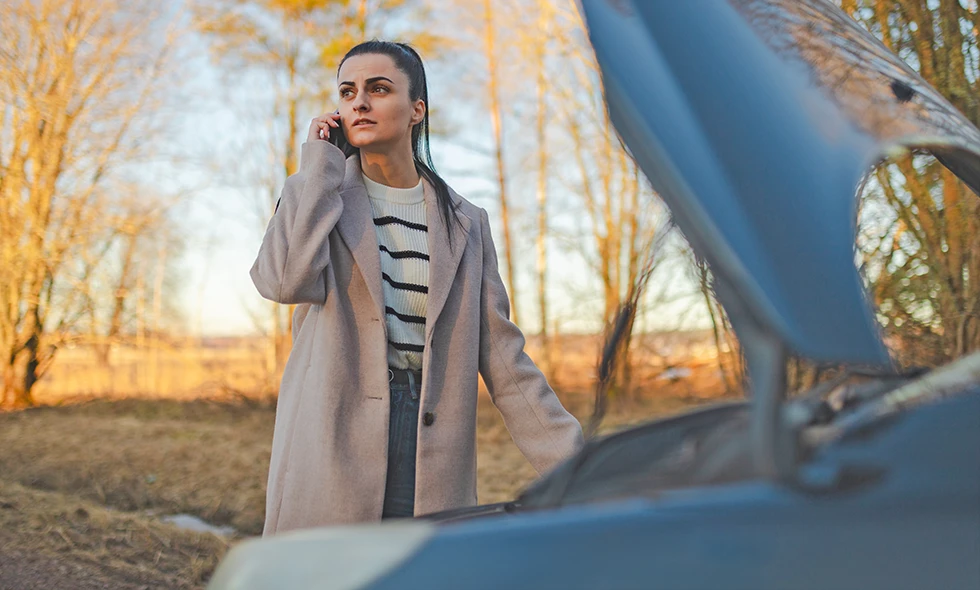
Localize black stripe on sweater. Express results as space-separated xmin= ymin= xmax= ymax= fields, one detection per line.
xmin=386 ymin=306 xmax=426 ymax=325
xmin=379 ymin=245 xmax=429 ymax=261
xmin=374 ymin=216 xmax=428 ymax=232
xmin=382 ymin=272 xmax=428 ymax=294
xmin=389 ymin=340 xmax=425 ymax=353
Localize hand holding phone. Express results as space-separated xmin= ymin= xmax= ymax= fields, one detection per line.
xmin=307 ymin=111 xmax=344 ymax=147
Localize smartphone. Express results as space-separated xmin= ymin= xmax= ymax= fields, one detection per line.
xmin=328 ymin=113 xmax=351 ymax=155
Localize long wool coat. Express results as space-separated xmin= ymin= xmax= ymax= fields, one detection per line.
xmin=251 ymin=140 xmax=584 ymax=536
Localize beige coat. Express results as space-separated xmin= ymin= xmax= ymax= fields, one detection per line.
xmin=251 ymin=140 xmax=584 ymax=536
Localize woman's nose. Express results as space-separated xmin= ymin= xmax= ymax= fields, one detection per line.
xmin=352 ymin=94 xmax=369 ymax=111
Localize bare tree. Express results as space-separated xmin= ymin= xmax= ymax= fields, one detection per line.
xmin=318 ymin=0 xmax=447 ymax=71
xmin=547 ymin=11 xmax=671 ymax=396
xmin=688 ymin=252 xmax=744 ymax=395
xmin=0 ymin=0 xmax=183 ymax=407
xmin=87 ymin=198 xmax=180 ymax=362
xmin=481 ymin=0 xmax=522 ymax=326
xmin=533 ymin=4 xmax=554 ymax=381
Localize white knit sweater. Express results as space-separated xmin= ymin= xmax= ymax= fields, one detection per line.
xmin=362 ymin=173 xmax=428 ymax=370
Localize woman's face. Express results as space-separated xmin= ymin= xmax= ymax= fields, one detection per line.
xmin=336 ymin=53 xmax=425 ymax=153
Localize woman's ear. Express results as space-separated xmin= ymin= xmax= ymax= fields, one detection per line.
xmin=411 ymin=99 xmax=426 ymax=126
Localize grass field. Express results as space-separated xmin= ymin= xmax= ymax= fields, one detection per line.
xmin=1 ymin=335 xmax=732 ymax=588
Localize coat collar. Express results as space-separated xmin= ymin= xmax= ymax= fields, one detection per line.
xmin=336 ymin=155 xmax=472 ymax=341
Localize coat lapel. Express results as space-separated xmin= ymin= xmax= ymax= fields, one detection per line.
xmin=336 ymin=157 xmax=385 ymax=317
xmin=425 ymin=182 xmax=471 ymax=344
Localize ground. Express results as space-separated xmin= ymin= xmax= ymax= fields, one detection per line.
xmin=0 ymin=378 xmax=725 ymax=589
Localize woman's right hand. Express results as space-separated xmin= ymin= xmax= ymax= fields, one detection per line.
xmin=307 ymin=111 xmax=342 ymax=143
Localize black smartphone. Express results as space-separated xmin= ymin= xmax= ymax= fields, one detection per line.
xmin=328 ymin=113 xmax=350 ymax=154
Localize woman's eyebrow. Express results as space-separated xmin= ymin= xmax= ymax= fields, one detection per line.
xmin=339 ymin=76 xmax=395 ymax=87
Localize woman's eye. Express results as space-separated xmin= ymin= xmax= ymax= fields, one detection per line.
xmin=340 ymin=88 xmax=353 ymax=98
xmin=372 ymin=86 xmax=389 ymax=94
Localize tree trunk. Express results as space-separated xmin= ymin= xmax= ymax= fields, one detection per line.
xmin=23 ymin=330 xmax=40 ymax=403
xmin=614 ymin=310 xmax=636 ymax=399
xmin=535 ymin=8 xmax=552 ymax=380
xmin=4 ymin=348 xmax=32 ymax=409
xmin=2 ymin=359 xmax=17 ymax=409
xmin=484 ymin=0 xmax=520 ymax=326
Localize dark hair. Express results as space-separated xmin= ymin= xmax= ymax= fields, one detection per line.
xmin=338 ymin=41 xmax=463 ymax=243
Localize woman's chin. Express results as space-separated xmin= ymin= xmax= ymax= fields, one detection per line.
xmin=347 ymin=138 xmax=372 ymax=150
xmin=346 ymin=128 xmax=376 ymax=147
xmin=349 ymin=139 xmax=393 ymax=153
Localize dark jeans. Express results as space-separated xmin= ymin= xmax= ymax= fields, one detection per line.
xmin=382 ymin=369 xmax=421 ymax=519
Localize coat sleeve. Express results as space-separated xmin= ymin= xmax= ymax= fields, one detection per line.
xmin=477 ymin=208 xmax=584 ymax=475
xmin=250 ymin=141 xmax=347 ymax=305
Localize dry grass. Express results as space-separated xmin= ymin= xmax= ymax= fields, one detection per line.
xmin=0 ymin=399 xmax=275 ymax=536
xmin=0 ymin=480 xmax=228 ymax=589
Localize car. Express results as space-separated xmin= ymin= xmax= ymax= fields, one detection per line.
xmin=207 ymin=1 xmax=980 ymax=588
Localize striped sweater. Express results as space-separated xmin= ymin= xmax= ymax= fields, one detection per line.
xmin=362 ymin=172 xmax=428 ymax=370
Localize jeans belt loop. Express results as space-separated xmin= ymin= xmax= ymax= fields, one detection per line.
xmin=407 ymin=370 xmax=418 ymax=400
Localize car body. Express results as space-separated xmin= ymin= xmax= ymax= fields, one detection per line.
xmin=207 ymin=1 xmax=980 ymax=588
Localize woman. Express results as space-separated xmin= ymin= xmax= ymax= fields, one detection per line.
xmin=251 ymin=40 xmax=583 ymax=536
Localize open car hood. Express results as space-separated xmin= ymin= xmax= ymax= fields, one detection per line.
xmin=578 ymin=0 xmax=980 ymax=366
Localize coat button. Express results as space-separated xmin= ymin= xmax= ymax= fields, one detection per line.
xmin=422 ymin=412 xmax=435 ymax=426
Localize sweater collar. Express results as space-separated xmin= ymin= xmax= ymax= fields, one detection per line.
xmin=361 ymin=172 xmax=424 ymax=205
